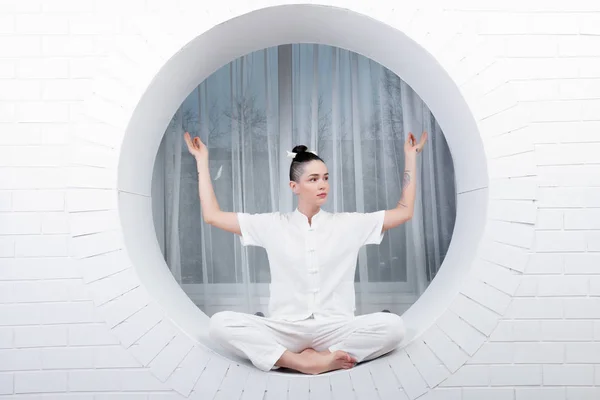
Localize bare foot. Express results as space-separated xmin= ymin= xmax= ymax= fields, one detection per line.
xmin=299 ymin=349 xmax=356 ymax=375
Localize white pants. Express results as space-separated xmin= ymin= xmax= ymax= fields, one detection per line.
xmin=208 ymin=311 xmax=405 ymax=372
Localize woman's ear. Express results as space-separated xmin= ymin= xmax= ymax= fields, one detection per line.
xmin=289 ymin=181 xmax=299 ymax=194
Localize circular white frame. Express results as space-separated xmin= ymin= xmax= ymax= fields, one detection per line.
xmin=73 ymin=4 xmax=535 ymax=398
xmin=120 ymin=3 xmax=489 ymax=342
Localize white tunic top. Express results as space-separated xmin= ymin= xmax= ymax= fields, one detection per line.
xmin=237 ymin=209 xmax=386 ymax=321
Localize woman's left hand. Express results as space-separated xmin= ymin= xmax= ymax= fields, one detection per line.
xmin=404 ymin=131 xmax=428 ymax=156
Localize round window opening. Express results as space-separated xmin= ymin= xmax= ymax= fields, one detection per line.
xmin=150 ymin=44 xmax=457 ymax=319
xmin=117 ymin=5 xmax=488 ymax=366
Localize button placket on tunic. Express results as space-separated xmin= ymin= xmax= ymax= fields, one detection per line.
xmin=306 ymin=224 xmax=319 ymax=315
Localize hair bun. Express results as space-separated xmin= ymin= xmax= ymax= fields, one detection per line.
xmin=292 ymin=145 xmax=308 ymax=154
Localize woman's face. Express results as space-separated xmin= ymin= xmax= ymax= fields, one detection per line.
xmin=290 ymin=160 xmax=329 ymax=206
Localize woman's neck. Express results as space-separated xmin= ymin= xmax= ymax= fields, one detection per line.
xmin=297 ymin=203 xmax=320 ymax=225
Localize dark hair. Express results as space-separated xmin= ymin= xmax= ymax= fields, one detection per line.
xmin=289 ymin=145 xmax=324 ymax=182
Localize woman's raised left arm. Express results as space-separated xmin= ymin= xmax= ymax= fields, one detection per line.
xmin=382 ymin=131 xmax=428 ymax=232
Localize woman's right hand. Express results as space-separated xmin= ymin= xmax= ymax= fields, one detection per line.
xmin=184 ymin=132 xmax=208 ymax=161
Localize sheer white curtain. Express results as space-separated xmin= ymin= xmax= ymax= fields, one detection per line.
xmin=152 ymin=44 xmax=456 ymax=317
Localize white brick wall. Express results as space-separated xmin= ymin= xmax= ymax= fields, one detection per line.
xmin=14 ymin=325 xmax=68 ymax=348
xmin=0 ymin=373 xmax=11 ymax=395
xmin=0 ymin=0 xmax=598 ymax=398
xmin=516 ymin=387 xmax=565 ymax=400
xmin=15 ymin=371 xmax=68 ymax=394
xmin=463 ymin=387 xmax=513 ymax=400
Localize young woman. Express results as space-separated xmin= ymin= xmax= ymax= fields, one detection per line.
xmin=184 ymin=130 xmax=427 ymax=375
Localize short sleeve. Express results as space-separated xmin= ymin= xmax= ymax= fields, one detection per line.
xmin=237 ymin=212 xmax=278 ymax=248
xmin=348 ymin=210 xmax=386 ymax=246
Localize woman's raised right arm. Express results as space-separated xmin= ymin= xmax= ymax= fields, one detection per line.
xmin=184 ymin=132 xmax=241 ymax=235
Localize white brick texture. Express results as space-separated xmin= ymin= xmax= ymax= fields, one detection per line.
xmin=15 ymin=371 xmax=68 ymax=394
xmin=516 ymin=387 xmax=565 ymax=400
xmin=14 ymin=325 xmax=68 ymax=348
xmin=0 ymin=373 xmax=12 ymax=395
xmin=0 ymin=0 xmax=598 ymax=398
